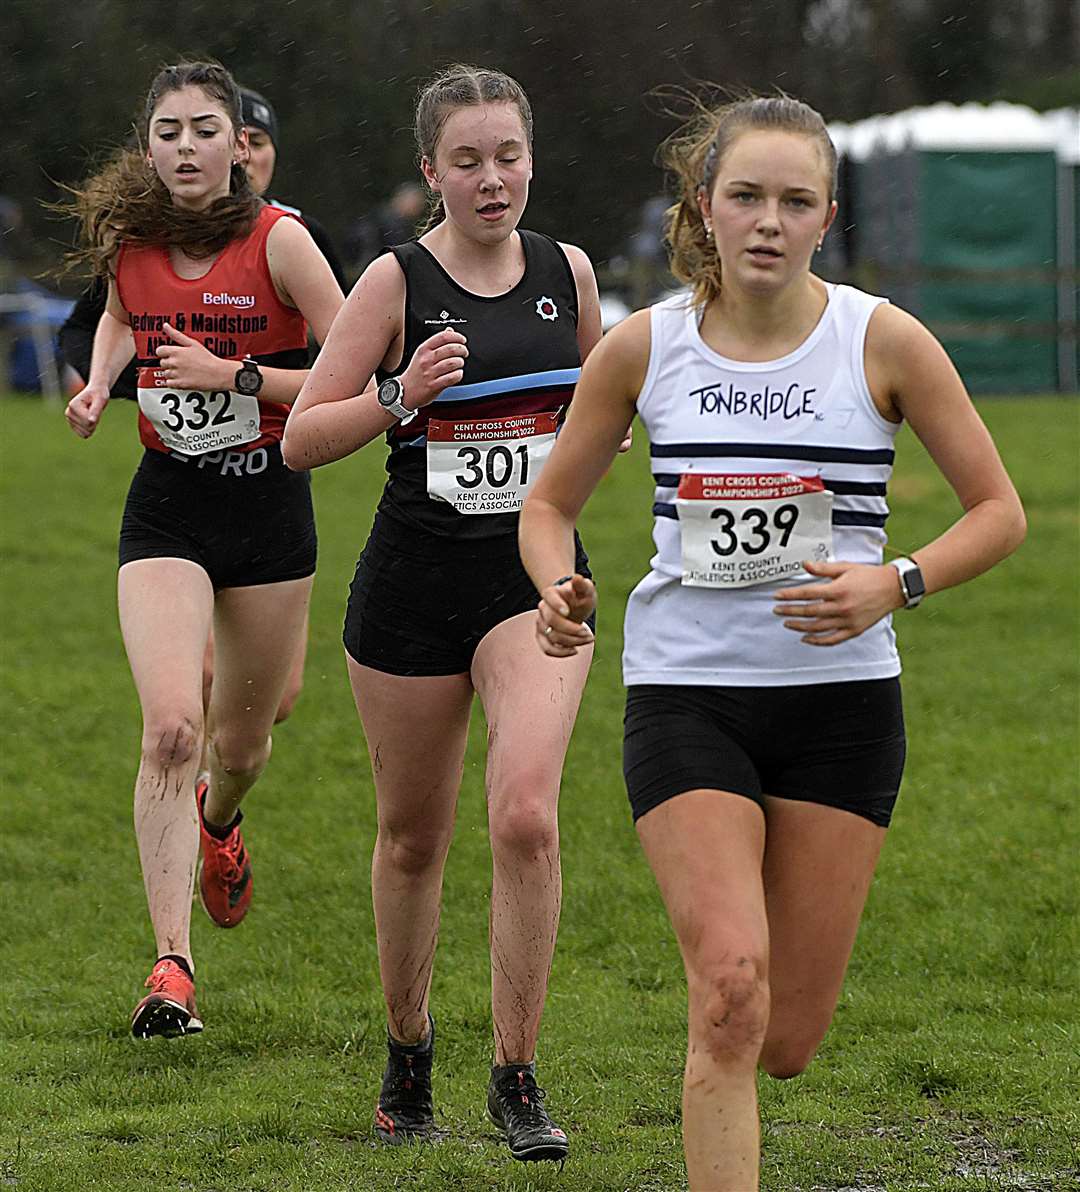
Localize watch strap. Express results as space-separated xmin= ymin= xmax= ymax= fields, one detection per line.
xmin=889 ymin=557 xmax=925 ymax=608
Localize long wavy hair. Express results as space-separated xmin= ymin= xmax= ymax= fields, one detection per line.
xmin=62 ymin=61 xmax=261 ymax=276
xmin=414 ymin=63 xmax=534 ymax=235
xmin=661 ymin=94 xmax=838 ymax=308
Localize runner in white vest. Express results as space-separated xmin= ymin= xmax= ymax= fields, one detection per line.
xmin=519 ymin=95 xmax=1025 ymax=1192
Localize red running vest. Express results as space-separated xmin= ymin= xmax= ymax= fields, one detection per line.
xmin=116 ymin=204 xmax=308 ymax=454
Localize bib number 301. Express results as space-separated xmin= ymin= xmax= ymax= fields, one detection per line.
xmin=676 ymin=473 xmax=833 ymax=588
xmin=138 ymin=386 xmax=261 ymax=456
xmin=427 ymin=412 xmax=559 ymax=515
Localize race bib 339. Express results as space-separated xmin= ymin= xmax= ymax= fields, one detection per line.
xmin=676 ymin=472 xmax=833 ymax=588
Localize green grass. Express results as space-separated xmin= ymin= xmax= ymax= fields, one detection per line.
xmin=1 ymin=394 xmax=1077 ymax=1192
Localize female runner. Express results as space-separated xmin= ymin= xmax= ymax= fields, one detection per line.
xmin=64 ymin=61 xmax=343 ymax=1038
xmin=283 ymin=64 xmax=602 ymax=1164
xmin=519 ymin=95 xmax=1025 ymax=1190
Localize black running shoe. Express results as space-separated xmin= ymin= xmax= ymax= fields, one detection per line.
xmin=487 ymin=1063 xmax=569 ymax=1163
xmin=374 ymin=1015 xmax=439 ymax=1145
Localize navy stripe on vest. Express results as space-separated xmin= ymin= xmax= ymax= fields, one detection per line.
xmin=650 ymin=442 xmax=896 ymax=465
xmin=652 ymin=502 xmax=888 ymax=528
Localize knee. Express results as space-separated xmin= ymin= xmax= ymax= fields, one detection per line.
xmin=141 ymin=712 xmax=202 ymax=773
xmin=377 ymin=821 xmax=452 ymax=877
xmin=489 ymin=792 xmax=559 ymax=859
xmin=688 ymin=958 xmax=770 ymax=1068
xmin=209 ymin=729 xmax=271 ymax=778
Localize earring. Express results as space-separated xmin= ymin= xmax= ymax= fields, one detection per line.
xmin=704 ymin=224 xmax=713 ymax=240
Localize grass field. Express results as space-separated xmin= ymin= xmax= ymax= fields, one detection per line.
xmin=1 ymin=394 xmax=1077 ymax=1192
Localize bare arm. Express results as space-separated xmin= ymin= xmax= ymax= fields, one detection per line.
xmin=876 ymin=304 xmax=1026 ymax=589
xmin=560 ymin=241 xmax=603 ymax=363
xmin=282 ymin=253 xmax=467 ymax=470
xmin=152 ymin=217 xmax=345 ymax=405
xmin=519 ymin=309 xmax=650 ymax=655
xmin=774 ymin=303 xmax=1026 ymax=644
xmin=64 ymin=279 xmax=134 ymax=438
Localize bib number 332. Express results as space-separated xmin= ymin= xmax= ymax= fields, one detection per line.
xmin=676 ymin=473 xmax=833 ymax=588
xmin=426 ymin=411 xmax=558 ymax=515
xmin=138 ymin=386 xmax=261 ymax=456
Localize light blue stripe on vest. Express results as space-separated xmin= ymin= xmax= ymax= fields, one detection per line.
xmin=432 ymin=368 xmax=580 ymax=403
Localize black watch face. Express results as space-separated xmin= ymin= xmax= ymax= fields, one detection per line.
xmin=236 ymin=365 xmax=260 ymax=395
xmin=377 ymin=378 xmax=401 ymax=407
xmin=906 ymin=568 xmax=927 ymax=600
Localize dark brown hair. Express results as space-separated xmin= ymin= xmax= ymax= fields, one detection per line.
xmin=413 ymin=64 xmax=534 ymax=235
xmin=662 ymin=94 xmax=838 ymax=308
xmin=63 ymin=61 xmax=261 ymax=276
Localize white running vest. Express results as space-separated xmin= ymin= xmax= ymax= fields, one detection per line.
xmin=623 ymin=284 xmax=902 ymax=687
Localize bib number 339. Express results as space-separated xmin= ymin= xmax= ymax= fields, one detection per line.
xmin=676 ymin=473 xmax=833 ymax=588
xmin=426 ymin=411 xmax=558 ymax=515
xmin=138 ymin=386 xmax=261 ymax=456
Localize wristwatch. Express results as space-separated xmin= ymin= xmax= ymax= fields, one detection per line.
xmin=889 ymin=557 xmax=926 ymax=609
xmin=234 ymin=357 xmax=263 ymax=396
xmin=377 ymin=376 xmax=417 ymax=424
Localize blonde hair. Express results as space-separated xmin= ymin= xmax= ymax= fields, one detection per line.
xmin=61 ymin=61 xmax=260 ymax=276
xmin=661 ymin=94 xmax=838 ymax=308
xmin=414 ymin=64 xmax=533 ymax=235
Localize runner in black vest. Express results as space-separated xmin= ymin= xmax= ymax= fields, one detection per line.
xmin=284 ymin=65 xmax=609 ymax=1164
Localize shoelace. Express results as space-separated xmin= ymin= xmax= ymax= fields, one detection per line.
xmin=145 ymin=962 xmax=184 ymax=991
xmin=500 ymin=1072 xmax=553 ymax=1127
xmin=209 ymin=827 xmax=246 ymax=885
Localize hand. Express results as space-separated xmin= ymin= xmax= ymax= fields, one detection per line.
xmin=400 ymin=328 xmax=468 ymax=409
xmin=773 ymin=559 xmax=904 ymax=646
xmin=536 ymin=574 xmax=596 ymax=657
xmin=616 ymin=425 xmax=634 ymax=453
xmin=155 ymin=323 xmax=232 ymax=391
xmin=65 ymin=385 xmax=110 ymax=438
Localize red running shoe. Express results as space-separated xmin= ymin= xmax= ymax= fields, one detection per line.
xmin=195 ymin=777 xmax=253 ymax=928
xmin=131 ymin=958 xmax=203 ymax=1039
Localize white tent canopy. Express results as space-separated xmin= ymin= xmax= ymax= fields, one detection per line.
xmin=829 ymin=102 xmax=1079 ymax=161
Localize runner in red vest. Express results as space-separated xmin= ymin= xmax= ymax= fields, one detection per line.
xmin=64 ymin=61 xmax=343 ymax=1039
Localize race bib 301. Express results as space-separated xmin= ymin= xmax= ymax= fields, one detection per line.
xmin=426 ymin=411 xmax=559 ymax=515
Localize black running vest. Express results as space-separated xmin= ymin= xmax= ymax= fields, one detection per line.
xmin=374 ymin=230 xmax=581 ymax=540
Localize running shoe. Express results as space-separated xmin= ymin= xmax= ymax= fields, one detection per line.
xmin=130 ymin=958 xmax=203 ymax=1039
xmin=196 ymin=777 xmax=252 ymax=928
xmin=487 ymin=1063 xmax=569 ymax=1163
xmin=374 ymin=1016 xmax=439 ymax=1145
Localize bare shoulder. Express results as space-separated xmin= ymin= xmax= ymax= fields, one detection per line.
xmin=347 ymin=249 xmax=406 ymax=308
xmin=865 ymin=300 xmax=962 ymax=417
xmin=266 ymin=210 xmax=318 ymax=251
xmin=557 ymin=240 xmax=595 ymax=275
xmin=866 ymin=301 xmax=938 ymax=357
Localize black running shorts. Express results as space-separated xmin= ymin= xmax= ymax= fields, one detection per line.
xmin=623 ymin=678 xmax=905 ymax=827
xmin=118 ymin=445 xmax=316 ymax=590
xmin=343 ymin=511 xmax=593 ymax=677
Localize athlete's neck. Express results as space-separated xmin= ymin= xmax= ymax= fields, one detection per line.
xmin=420 ymin=223 xmax=526 ymax=297
xmin=699 ymin=275 xmax=828 ymax=362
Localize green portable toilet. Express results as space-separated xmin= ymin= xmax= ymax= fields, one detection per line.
xmin=830 ymin=103 xmax=1078 ymax=394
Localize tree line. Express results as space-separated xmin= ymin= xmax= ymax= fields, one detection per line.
xmin=3 ymin=0 xmax=1077 ymax=286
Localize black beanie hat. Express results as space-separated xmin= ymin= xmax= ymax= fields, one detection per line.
xmin=239 ymin=88 xmax=279 ymax=148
